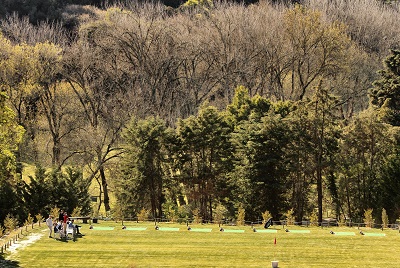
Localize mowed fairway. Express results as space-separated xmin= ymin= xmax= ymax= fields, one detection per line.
xmin=5 ymin=221 xmax=400 ymax=268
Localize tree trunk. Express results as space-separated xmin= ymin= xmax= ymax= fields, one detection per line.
xmin=149 ymin=171 xmax=158 ymax=218
xmin=96 ymin=175 xmax=103 ymax=213
xmin=317 ymin=165 xmax=323 ymax=225
xmin=345 ymin=177 xmax=352 ymax=223
xmin=100 ymin=166 xmax=111 ymax=212
xmin=52 ymin=140 xmax=60 ymax=166
xmin=209 ymin=196 xmax=213 ymax=222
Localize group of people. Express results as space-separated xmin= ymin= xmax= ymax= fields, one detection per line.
xmin=45 ymin=209 xmax=81 ymax=238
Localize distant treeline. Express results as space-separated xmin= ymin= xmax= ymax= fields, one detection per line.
xmin=0 ymin=0 xmax=396 ymax=26
xmin=0 ymin=0 xmax=264 ymax=24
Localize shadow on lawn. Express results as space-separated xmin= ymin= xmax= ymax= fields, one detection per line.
xmin=0 ymin=253 xmax=20 ymax=267
xmin=55 ymin=233 xmax=85 ymax=243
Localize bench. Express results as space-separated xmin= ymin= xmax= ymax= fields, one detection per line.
xmin=69 ymin=216 xmax=91 ymax=224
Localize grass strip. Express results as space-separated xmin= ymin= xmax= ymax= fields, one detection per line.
xmin=222 ymin=229 xmax=245 ymax=233
xmin=363 ymin=233 xmax=386 ymax=237
xmin=125 ymin=227 xmax=147 ymax=231
xmin=158 ymin=227 xmax=180 ymax=231
xmin=189 ymin=228 xmax=212 ymax=232
xmin=90 ymin=226 xmax=115 ymax=231
xmin=287 ymin=230 xmax=310 ymax=234
xmin=254 ymin=229 xmax=278 ymax=233
xmin=333 ymin=231 xmax=355 ymax=236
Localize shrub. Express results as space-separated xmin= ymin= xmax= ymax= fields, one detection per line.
xmin=339 ymin=215 xmax=346 ymax=227
xmin=177 ymin=205 xmax=192 ymax=221
xmin=25 ymin=214 xmax=34 ymax=229
xmin=4 ymin=214 xmax=18 ymax=233
xmin=382 ymin=208 xmax=389 ymax=228
xmin=192 ymin=208 xmax=202 ymax=224
xmin=309 ymin=210 xmax=318 ymax=226
xmin=162 ymin=202 xmax=178 ymax=222
xmin=35 ymin=214 xmax=44 ymax=227
xmin=236 ymin=205 xmax=245 ymax=226
xmin=364 ymin=208 xmax=374 ymax=228
xmin=168 ymin=208 xmax=178 ymax=223
xmin=50 ymin=207 xmax=60 ymax=220
xmin=137 ymin=208 xmax=149 ymax=222
xmin=262 ymin=210 xmax=272 ymax=224
xmin=214 ymin=203 xmax=228 ymax=224
xmin=284 ymin=208 xmax=295 ymax=226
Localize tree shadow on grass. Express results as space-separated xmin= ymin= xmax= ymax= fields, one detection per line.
xmin=0 ymin=253 xmax=20 ymax=268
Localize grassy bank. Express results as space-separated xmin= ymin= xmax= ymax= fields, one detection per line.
xmin=5 ymin=221 xmax=400 ymax=267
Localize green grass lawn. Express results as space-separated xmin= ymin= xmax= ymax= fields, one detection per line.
xmin=3 ymin=221 xmax=400 ymax=267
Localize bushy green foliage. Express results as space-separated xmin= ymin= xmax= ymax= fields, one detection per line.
xmin=309 ymin=210 xmax=319 ymax=226
xmin=116 ymin=116 xmax=169 ymax=219
xmin=213 ymin=203 xmax=228 ymax=224
xmin=285 ymin=208 xmax=295 ymax=225
xmin=0 ymin=179 xmax=19 ymax=227
xmin=0 ymin=90 xmax=24 ymax=227
xmin=338 ymin=108 xmax=394 ymax=222
xmin=137 ymin=208 xmax=150 ymax=222
xmin=23 ymin=166 xmax=91 ymax=219
xmin=177 ymin=205 xmax=192 ymax=221
xmin=192 ymin=208 xmax=202 ymax=224
xmin=163 ymin=202 xmax=179 ymax=222
xmin=379 ymin=152 xmax=400 ymax=222
xmin=227 ymin=88 xmax=289 ymax=221
xmin=236 ymin=204 xmax=245 ymax=226
xmin=364 ymin=208 xmax=374 ymax=228
xmin=176 ymin=104 xmax=233 ymax=221
xmin=35 ymin=213 xmax=43 ymax=227
xmin=50 ymin=207 xmax=60 ymax=220
xmin=3 ymin=213 xmax=18 ymax=233
xmin=370 ymin=50 xmax=400 ymax=126
xmin=382 ymin=208 xmax=389 ymax=228
xmin=262 ymin=210 xmax=272 ymax=223
xmin=24 ymin=213 xmax=34 ymax=226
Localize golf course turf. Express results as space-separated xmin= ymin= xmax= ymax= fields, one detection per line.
xmin=2 ymin=221 xmax=400 ymax=267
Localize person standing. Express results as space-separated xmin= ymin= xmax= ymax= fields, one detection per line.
xmin=46 ymin=215 xmax=53 ymax=238
xmin=63 ymin=212 xmax=69 ymax=236
xmin=58 ymin=209 xmax=64 ymax=222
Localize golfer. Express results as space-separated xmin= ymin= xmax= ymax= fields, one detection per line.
xmin=46 ymin=215 xmax=53 ymax=238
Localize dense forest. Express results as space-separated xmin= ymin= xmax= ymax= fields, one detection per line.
xmin=1 ymin=0 xmax=400 ymax=232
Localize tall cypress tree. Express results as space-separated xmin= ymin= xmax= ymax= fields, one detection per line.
xmin=176 ymin=104 xmax=233 ymax=221
xmin=370 ymin=49 xmax=400 ymax=126
xmin=0 ymin=91 xmax=24 ymax=226
xmin=370 ymin=49 xmax=400 ymax=223
xmin=117 ymin=116 xmax=169 ymax=219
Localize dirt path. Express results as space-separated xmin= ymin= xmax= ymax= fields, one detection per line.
xmin=6 ymin=230 xmax=44 ymax=256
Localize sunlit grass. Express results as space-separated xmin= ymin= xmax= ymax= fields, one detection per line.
xmin=21 ymin=163 xmax=37 ymax=183
xmin=5 ymin=221 xmax=400 ymax=268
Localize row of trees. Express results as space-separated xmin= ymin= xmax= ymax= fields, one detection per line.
xmin=0 ymin=0 xmax=143 ymax=25
xmin=1 ymin=1 xmax=398 ymax=26
xmin=0 ymin=1 xmax=399 ymax=227
xmin=1 ymin=1 xmax=337 ymax=25
xmin=116 ymin=71 xmax=400 ymax=225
